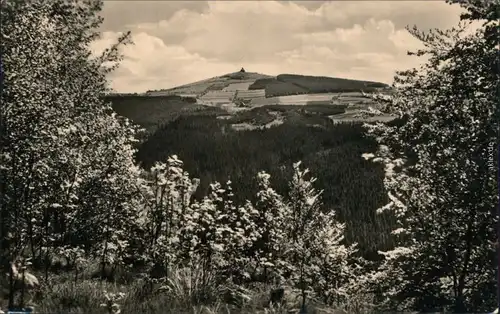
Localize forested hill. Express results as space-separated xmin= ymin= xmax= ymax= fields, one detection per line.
xmin=143 ymin=71 xmax=391 ymax=97
xmin=134 ymin=110 xmax=398 ymax=256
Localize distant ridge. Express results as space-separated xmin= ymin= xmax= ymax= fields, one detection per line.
xmin=105 ymin=70 xmax=395 ymax=133
xmin=144 ymin=70 xmax=391 ymax=98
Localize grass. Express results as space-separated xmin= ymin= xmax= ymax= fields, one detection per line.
xmin=105 ymin=94 xmax=351 ymax=136
xmin=205 ymin=82 xmax=230 ymax=91
xmin=15 ymin=262 xmax=376 ymax=314
xmin=143 ymin=71 xmax=390 ymax=101
xmin=105 ymin=72 xmax=387 ymax=134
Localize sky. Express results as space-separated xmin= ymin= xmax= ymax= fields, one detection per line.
xmin=91 ymin=0 xmax=468 ymax=93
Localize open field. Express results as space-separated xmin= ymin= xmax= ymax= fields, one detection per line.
xmin=199 ymin=90 xmax=237 ymax=104
xmin=147 ymin=79 xmax=219 ymax=95
xmin=278 ymin=93 xmax=338 ymax=103
xmin=249 ymin=92 xmax=380 ymax=108
xmin=147 ymin=71 xmax=391 ymax=101
xmin=250 ymin=97 xmax=280 ymax=106
xmin=223 ymin=82 xmax=254 ymax=91
xmin=231 ymin=115 xmax=285 ymax=131
xmin=148 ymin=72 xmax=273 ymax=96
xmin=220 ymin=71 xmax=274 ymax=80
xmin=235 ymin=89 xmax=266 ymax=100
xmin=104 ymin=91 xmax=389 ymax=134
xmin=205 ymin=81 xmax=231 ymax=91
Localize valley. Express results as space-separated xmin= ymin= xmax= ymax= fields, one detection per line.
xmin=104 ymin=70 xmax=400 ymax=257
xmin=107 ymin=70 xmax=395 ymax=133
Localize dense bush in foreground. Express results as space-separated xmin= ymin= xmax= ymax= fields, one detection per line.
xmin=136 ymin=116 xmax=393 ymax=256
xmin=359 ymin=2 xmax=498 ymax=312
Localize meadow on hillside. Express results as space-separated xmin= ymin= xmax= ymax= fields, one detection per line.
xmin=147 ymin=70 xmax=390 ymax=100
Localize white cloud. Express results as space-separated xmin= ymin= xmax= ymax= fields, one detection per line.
xmin=314 ymin=1 xmax=465 ymax=30
xmin=91 ymin=31 xmax=242 ymax=93
xmin=94 ymin=0 xmax=469 ymax=93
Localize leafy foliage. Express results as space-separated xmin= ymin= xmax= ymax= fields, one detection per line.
xmin=361 ymin=2 xmax=498 ymax=312
xmin=0 ymin=0 xmax=141 ymax=306
xmin=134 ymin=157 xmax=359 ymax=308
xmin=136 ymin=116 xmax=392 ymax=256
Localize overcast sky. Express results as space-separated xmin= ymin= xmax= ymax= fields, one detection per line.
xmin=91 ymin=0 xmax=467 ymax=93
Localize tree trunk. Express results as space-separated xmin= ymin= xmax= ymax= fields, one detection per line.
xmin=20 ymin=269 xmax=25 ymax=309
xmin=8 ymin=263 xmax=14 ymax=309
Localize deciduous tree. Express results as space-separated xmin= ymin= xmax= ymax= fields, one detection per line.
xmin=0 ymin=1 xmax=142 ymax=296
xmin=361 ymin=1 xmax=498 ymax=311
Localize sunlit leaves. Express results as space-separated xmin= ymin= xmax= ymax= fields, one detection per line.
xmin=361 ymin=6 xmax=497 ymax=312
xmin=0 ymin=0 xmax=140 ymax=268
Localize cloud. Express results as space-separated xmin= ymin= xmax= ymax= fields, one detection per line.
xmin=309 ymin=1 xmax=465 ymax=31
xmin=91 ymin=31 xmax=239 ymax=93
xmin=94 ymin=0 xmax=469 ymax=93
xmin=99 ymin=1 xmax=209 ymax=33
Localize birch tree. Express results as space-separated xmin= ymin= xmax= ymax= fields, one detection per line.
xmin=0 ymin=0 xmax=142 ymax=281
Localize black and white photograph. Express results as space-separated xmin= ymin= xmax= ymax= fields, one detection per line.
xmin=0 ymin=0 xmax=498 ymax=313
